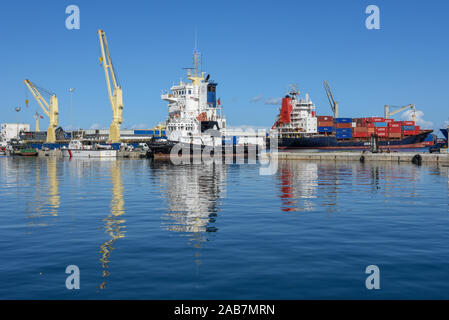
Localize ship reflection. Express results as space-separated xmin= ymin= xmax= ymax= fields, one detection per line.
xmin=27 ymin=158 xmax=60 ymax=227
xmin=99 ymin=160 xmax=126 ymax=290
xmin=278 ymin=160 xmax=318 ymax=212
xmin=151 ymin=161 xmax=226 ymax=266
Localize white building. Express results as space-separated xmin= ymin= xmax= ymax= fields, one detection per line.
xmin=0 ymin=123 xmax=30 ymax=142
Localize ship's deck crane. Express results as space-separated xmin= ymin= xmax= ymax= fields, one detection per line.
xmin=384 ymin=104 xmax=416 ymax=122
xmin=323 ymin=81 xmax=339 ymax=118
xmin=98 ymin=29 xmax=123 ymax=143
xmin=24 ymin=79 xmax=59 ymax=143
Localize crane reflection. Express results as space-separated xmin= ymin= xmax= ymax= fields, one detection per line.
xmin=27 ymin=158 xmax=60 ymax=228
xmin=99 ymin=160 xmax=126 ymax=290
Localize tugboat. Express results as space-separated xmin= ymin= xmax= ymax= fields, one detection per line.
xmin=147 ymin=50 xmax=227 ymax=159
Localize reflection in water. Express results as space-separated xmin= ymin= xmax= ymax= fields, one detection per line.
xmin=99 ymin=160 xmax=126 ymax=290
xmin=278 ymin=161 xmax=318 ymax=212
xmin=152 ymin=161 xmax=226 ymax=266
xmin=278 ymin=160 xmax=428 ymax=213
xmin=27 ymin=158 xmax=60 ymax=227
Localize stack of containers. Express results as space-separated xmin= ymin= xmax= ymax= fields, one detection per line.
xmin=388 ymin=121 xmax=402 ymax=138
xmin=353 ymin=118 xmax=369 ymax=138
xmin=374 ymin=120 xmax=388 ymax=138
xmin=402 ymin=120 xmax=416 ymax=135
xmin=335 ymin=118 xmax=353 ymax=139
xmin=317 ymin=116 xmax=334 ymax=133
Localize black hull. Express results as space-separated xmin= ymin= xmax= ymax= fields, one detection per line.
xmin=146 ymin=141 xmax=260 ymax=159
xmin=278 ymin=132 xmax=432 ymax=150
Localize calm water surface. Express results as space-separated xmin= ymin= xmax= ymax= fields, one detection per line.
xmin=0 ymin=156 xmax=448 ymax=299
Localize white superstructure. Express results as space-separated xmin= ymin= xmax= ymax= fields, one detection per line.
xmin=1 ymin=123 xmax=30 ymax=142
xmin=161 ymin=51 xmax=226 ymax=147
xmin=270 ymin=87 xmax=318 ymax=138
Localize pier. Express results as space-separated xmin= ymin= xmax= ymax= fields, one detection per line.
xmin=271 ymin=151 xmax=449 ymax=164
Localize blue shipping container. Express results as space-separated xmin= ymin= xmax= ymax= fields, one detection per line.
xmin=374 ymin=122 xmax=387 ymax=127
xmin=335 ymin=118 xmax=353 ymax=123
xmin=318 ymin=126 xmax=334 ymax=132
xmin=336 ymin=128 xmax=352 ymax=133
xmin=403 ymin=125 xmax=415 ymax=131
xmin=336 ymin=134 xmax=353 ymax=139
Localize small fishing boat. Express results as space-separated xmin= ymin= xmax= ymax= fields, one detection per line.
xmin=17 ymin=147 xmax=38 ymax=157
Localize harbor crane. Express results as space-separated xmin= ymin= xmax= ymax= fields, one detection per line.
xmin=98 ymin=29 xmax=123 ymax=143
xmin=323 ymin=81 xmax=339 ymax=118
xmin=24 ymin=79 xmax=59 ymax=143
xmin=34 ymin=112 xmax=43 ymax=132
xmin=384 ymin=104 xmax=416 ymax=122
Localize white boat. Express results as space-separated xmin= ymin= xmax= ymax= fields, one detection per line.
xmin=62 ymin=140 xmax=117 ymax=158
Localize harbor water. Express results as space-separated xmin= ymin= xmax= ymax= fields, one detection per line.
xmin=0 ymin=156 xmax=449 ymax=299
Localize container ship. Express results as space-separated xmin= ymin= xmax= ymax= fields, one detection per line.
xmin=270 ymin=87 xmax=433 ymax=150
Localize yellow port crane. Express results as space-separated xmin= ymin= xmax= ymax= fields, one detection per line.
xmin=98 ymin=29 xmax=123 ymax=143
xmin=323 ymin=81 xmax=339 ymax=118
xmin=24 ymin=79 xmax=59 ymax=143
xmin=34 ymin=111 xmax=43 ymax=132
xmin=384 ymin=104 xmax=416 ymax=122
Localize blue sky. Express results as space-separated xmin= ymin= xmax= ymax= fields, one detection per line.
xmin=1 ymin=0 xmax=448 ymax=134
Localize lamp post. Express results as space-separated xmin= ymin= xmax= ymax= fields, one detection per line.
xmin=69 ymin=88 xmax=75 ymax=139
xmin=15 ymin=107 xmax=21 ymax=139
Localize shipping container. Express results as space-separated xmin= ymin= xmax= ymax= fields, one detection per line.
xmin=354 ymin=127 xmax=368 ymax=132
xmin=402 ymin=125 xmax=415 ymax=131
xmin=317 ymin=121 xmax=334 ymax=127
xmin=336 ymin=133 xmax=353 ymax=139
xmin=353 ymin=131 xmax=368 ymax=138
xmin=336 ymin=127 xmax=352 ymax=132
xmin=317 ymin=116 xmax=333 ymax=121
xmin=403 ymin=130 xmax=415 ymax=136
xmin=374 ymin=122 xmax=387 ymax=127
xmin=376 ymin=132 xmax=388 ymax=137
xmin=335 ymin=123 xmax=352 ymax=128
xmin=388 ymin=127 xmax=402 ymax=133
xmin=388 ymin=132 xmax=402 ymax=138
xmin=335 ymin=118 xmax=352 ymax=123
xmin=317 ymin=126 xmax=334 ymax=132
xmin=389 ymin=123 xmax=401 ymax=128
xmin=385 ymin=119 xmax=394 ymax=124
xmin=402 ymin=121 xmax=415 ymax=126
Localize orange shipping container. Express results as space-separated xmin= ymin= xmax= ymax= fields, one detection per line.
xmin=318 ymin=121 xmax=334 ymax=127
xmin=336 ymin=123 xmax=352 ymax=128
xmin=389 ymin=133 xmax=402 ymax=138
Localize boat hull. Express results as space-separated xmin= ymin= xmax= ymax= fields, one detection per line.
xmin=278 ymin=132 xmax=432 ymax=150
xmin=441 ymin=129 xmax=448 ymax=141
xmin=147 ymin=140 xmax=261 ymax=159
xmin=62 ymin=149 xmax=117 ymax=158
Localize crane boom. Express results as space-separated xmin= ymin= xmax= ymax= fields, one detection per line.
xmin=24 ymin=79 xmax=58 ymax=143
xmin=384 ymin=104 xmax=416 ymax=122
xmin=98 ymin=29 xmax=123 ymax=143
xmin=323 ymin=81 xmax=339 ymax=118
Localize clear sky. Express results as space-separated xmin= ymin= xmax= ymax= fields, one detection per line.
xmin=1 ymin=0 xmax=448 ymax=134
